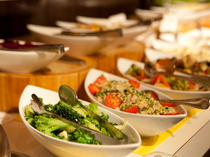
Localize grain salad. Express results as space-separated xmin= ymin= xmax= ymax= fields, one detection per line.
xmin=88 ymin=76 xmax=178 ymax=115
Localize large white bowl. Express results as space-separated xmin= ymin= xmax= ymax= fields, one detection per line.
xmin=27 ymin=24 xmax=119 ymax=56
xmin=84 ymin=68 xmax=187 ymax=138
xmin=56 ymin=13 xmax=148 ymax=48
xmin=117 ymin=57 xmax=210 ymax=100
xmin=0 ymin=39 xmax=67 ymax=73
xmin=19 ymin=85 xmax=141 ymax=157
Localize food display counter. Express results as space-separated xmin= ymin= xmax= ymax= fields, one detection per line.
xmin=1 ymin=2 xmax=210 ymax=157
xmin=1 ymin=107 xmax=210 ymax=157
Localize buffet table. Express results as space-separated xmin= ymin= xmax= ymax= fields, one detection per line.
xmin=1 ymin=107 xmax=210 ymax=157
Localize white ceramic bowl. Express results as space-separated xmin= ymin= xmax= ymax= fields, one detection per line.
xmin=117 ymin=57 xmax=210 ymax=100
xmin=0 ymin=39 xmax=67 ymax=73
xmin=75 ymin=13 xmax=139 ymax=28
xmin=56 ymin=13 xmax=148 ymax=48
xmin=84 ymin=68 xmax=187 ymax=138
xmin=135 ymin=8 xmax=162 ymax=21
xmin=145 ymin=48 xmax=177 ymax=63
xmin=27 ymin=24 xmax=119 ymax=56
xmin=151 ymin=39 xmax=185 ymax=55
xmin=19 ymin=85 xmax=141 ymax=157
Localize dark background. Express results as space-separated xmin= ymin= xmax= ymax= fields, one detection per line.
xmin=0 ymin=0 xmax=152 ymax=39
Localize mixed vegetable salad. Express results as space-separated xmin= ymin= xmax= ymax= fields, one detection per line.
xmin=159 ymin=56 xmax=210 ymax=76
xmin=24 ymin=99 xmax=126 ymax=145
xmin=125 ymin=61 xmax=208 ymax=91
xmin=88 ymin=75 xmax=179 ymax=115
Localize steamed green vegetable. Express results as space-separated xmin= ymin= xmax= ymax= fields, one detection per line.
xmin=24 ymin=99 xmax=126 ymax=145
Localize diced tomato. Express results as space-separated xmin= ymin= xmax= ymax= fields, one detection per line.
xmin=122 ymin=105 xmax=138 ymax=113
xmin=161 ymin=102 xmax=174 ymax=107
xmin=187 ymin=81 xmax=196 ymax=91
xmin=163 ymin=112 xmax=180 ymax=115
xmin=205 ymin=69 xmax=209 ymax=75
xmin=188 ymin=81 xmax=195 ymax=85
xmin=128 ymin=80 xmax=140 ymax=89
xmin=153 ymin=74 xmax=171 ymax=89
xmin=134 ymin=70 xmax=146 ymax=80
xmin=104 ymin=94 xmax=121 ymax=109
xmin=150 ymin=91 xmax=159 ymax=100
xmin=94 ymin=75 xmax=107 ymax=84
xmin=88 ymin=84 xmax=101 ymax=95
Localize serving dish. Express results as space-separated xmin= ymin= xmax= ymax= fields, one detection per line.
xmin=145 ymin=48 xmax=178 ymax=63
xmin=117 ymin=57 xmax=210 ymax=100
xmin=56 ymin=13 xmax=148 ymax=47
xmin=75 ymin=13 xmax=139 ymax=28
xmin=27 ymin=24 xmax=120 ymax=56
xmin=150 ymin=38 xmax=210 ymax=62
xmin=134 ymin=8 xmax=162 ymax=21
xmin=84 ymin=68 xmax=187 ymax=137
xmin=19 ymin=85 xmax=141 ymax=157
xmin=0 ymin=39 xmax=67 ymax=73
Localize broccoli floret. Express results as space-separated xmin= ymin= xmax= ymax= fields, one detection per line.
xmin=44 ymin=101 xmax=101 ymax=132
xmin=31 ymin=113 xmax=102 ymax=144
xmin=69 ymin=129 xmax=101 ymax=145
xmin=48 ymin=101 xmax=85 ymax=124
xmin=43 ymin=103 xmax=55 ymax=112
xmin=99 ymin=112 xmax=109 ymax=121
xmin=72 ymin=105 xmax=87 ymax=117
xmin=34 ymin=114 xmax=76 ymax=138
xmin=24 ymin=105 xmax=36 ymax=126
xmin=38 ymin=100 xmax=122 ymax=141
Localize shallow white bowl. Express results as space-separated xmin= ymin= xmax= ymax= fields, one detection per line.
xmin=145 ymin=48 xmax=178 ymax=63
xmin=84 ymin=68 xmax=187 ymax=137
xmin=56 ymin=13 xmax=148 ymax=47
xmin=117 ymin=57 xmax=210 ymax=100
xmin=76 ymin=13 xmax=139 ymax=28
xmin=19 ymin=85 xmax=141 ymax=157
xmin=27 ymin=24 xmax=119 ymax=56
xmin=0 ymin=39 xmax=67 ymax=73
xmin=135 ymin=8 xmax=162 ymax=21
xmin=151 ymin=39 xmax=185 ymax=54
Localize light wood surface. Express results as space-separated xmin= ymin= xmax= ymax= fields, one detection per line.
xmin=0 ymin=55 xmax=97 ymax=112
xmin=89 ymin=41 xmax=145 ymax=75
xmin=0 ymin=41 xmax=145 ymax=112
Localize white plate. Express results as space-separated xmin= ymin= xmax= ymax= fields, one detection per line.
xmin=117 ymin=57 xmax=210 ymax=100
xmin=84 ymin=68 xmax=187 ymax=137
xmin=19 ymin=85 xmax=141 ymax=157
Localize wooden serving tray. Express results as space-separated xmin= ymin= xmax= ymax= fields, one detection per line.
xmin=0 ymin=55 xmax=96 ymax=112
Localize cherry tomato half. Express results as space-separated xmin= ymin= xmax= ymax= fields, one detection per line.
xmin=94 ymin=75 xmax=107 ymax=84
xmin=88 ymin=84 xmax=101 ymax=95
xmin=161 ymin=102 xmax=175 ymax=107
xmin=104 ymin=94 xmax=121 ymax=109
xmin=128 ymin=80 xmax=140 ymax=89
xmin=122 ymin=105 xmax=138 ymax=114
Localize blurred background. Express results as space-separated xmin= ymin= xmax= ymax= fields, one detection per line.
xmin=0 ymin=0 xmax=209 ymax=39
